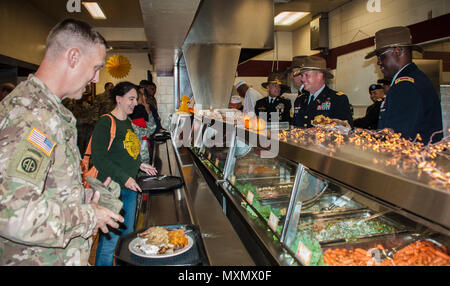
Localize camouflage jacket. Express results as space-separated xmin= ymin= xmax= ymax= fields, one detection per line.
xmin=0 ymin=75 xmax=97 ymax=266
xmin=92 ymin=92 xmax=115 ymax=122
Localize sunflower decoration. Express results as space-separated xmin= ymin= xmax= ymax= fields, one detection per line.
xmin=105 ymin=54 xmax=131 ymax=79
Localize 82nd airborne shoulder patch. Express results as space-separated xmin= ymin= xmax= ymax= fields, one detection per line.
xmin=6 ymin=128 xmax=55 ymax=188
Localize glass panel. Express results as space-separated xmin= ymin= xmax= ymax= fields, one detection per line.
xmin=230 ymin=146 xmax=297 ymax=237
xmin=200 ymin=124 xmax=233 ymax=176
xmin=284 ymin=170 xmax=450 ymax=266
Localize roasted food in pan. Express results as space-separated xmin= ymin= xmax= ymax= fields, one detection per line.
xmin=323 ymin=240 xmax=450 ymax=266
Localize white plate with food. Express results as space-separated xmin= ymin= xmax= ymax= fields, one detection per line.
xmin=128 ymin=227 xmax=194 ymax=259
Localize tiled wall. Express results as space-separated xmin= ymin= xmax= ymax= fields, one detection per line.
xmin=154 ymin=76 xmax=175 ymax=129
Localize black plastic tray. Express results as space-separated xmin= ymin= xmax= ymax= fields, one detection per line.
xmin=137 ymin=175 xmax=184 ymax=192
xmin=114 ymin=224 xmax=209 ymax=266
xmin=154 ymin=132 xmax=171 ymax=142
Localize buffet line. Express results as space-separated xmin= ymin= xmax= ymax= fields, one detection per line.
xmin=169 ymin=110 xmax=450 ymax=266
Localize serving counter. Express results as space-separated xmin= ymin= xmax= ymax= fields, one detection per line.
xmin=129 ymin=134 xmax=254 ymax=266
xmin=168 ymin=112 xmax=450 ymax=266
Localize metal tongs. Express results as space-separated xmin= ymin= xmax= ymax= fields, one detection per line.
xmin=322 ymin=191 xmax=353 ymax=212
xmin=348 ymin=210 xmax=391 ymax=227
xmin=369 ymin=229 xmax=435 ymax=263
xmin=142 ymin=174 xmax=168 ymax=181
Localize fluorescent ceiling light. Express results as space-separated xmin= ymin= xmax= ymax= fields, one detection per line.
xmin=274 ymin=11 xmax=309 ymax=26
xmin=82 ymin=2 xmax=107 ymax=19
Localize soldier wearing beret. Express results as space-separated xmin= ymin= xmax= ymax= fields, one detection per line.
xmin=254 ymin=71 xmax=292 ymax=123
xmin=0 ymin=19 xmax=123 ymax=266
xmin=354 ymin=84 xmax=385 ymax=130
xmin=291 ymin=56 xmax=353 ymax=128
xmin=366 ymin=26 xmax=443 ymax=143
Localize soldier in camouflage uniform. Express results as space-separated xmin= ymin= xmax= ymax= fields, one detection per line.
xmin=0 ymin=19 xmax=123 ymax=266
xmin=91 ymin=82 xmax=115 ymax=123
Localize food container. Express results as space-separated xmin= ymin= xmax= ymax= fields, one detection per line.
xmin=301 ymin=192 xmax=365 ymax=216
xmin=296 ymin=210 xmax=407 ymax=245
xmin=321 ymin=233 xmax=450 ymax=266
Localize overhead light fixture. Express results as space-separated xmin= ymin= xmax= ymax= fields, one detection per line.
xmin=82 ymin=2 xmax=107 ymax=19
xmin=274 ymin=11 xmax=309 ymax=26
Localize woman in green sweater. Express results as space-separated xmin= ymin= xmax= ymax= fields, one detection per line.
xmin=91 ymin=81 xmax=157 ymax=266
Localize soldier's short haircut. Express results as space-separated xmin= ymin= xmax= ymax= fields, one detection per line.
xmin=45 ymin=18 xmax=107 ymax=58
xmin=104 ymin=82 xmax=113 ymax=89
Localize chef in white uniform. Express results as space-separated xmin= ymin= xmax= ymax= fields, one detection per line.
xmin=235 ymin=80 xmax=264 ymax=114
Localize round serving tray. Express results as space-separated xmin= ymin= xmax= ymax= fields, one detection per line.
xmin=137 ymin=175 xmax=184 ymax=192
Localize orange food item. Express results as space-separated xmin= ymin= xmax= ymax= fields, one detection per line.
xmin=324 ymin=241 xmax=450 ymax=266
xmin=312 ymin=115 xmax=332 ymax=125
xmin=253 ymin=118 xmax=266 ymax=130
xmin=168 ymin=230 xmax=188 ymax=250
xmin=253 ymin=166 xmax=274 ymax=174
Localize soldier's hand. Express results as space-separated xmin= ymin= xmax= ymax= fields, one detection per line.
xmin=103 ymin=176 xmax=112 ymax=188
xmin=90 ymin=191 xmax=124 ymax=235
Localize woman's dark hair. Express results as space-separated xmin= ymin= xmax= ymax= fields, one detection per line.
xmin=111 ymin=81 xmax=139 ymax=103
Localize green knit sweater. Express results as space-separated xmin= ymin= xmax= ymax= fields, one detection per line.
xmin=91 ymin=114 xmax=141 ymax=189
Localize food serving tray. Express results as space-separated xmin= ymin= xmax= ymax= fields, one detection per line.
xmin=114 ymin=224 xmax=209 ymax=266
xmin=321 ymin=232 xmax=445 ymax=251
xmin=137 ymin=175 xmax=184 ymax=192
xmin=296 ymin=210 xmax=408 ymax=245
xmin=300 ymin=192 xmax=365 ymax=216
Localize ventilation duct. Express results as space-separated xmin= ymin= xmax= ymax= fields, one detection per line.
xmin=181 ymin=0 xmax=274 ymax=109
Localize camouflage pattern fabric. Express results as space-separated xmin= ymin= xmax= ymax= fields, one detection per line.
xmin=62 ymin=98 xmax=96 ymax=154
xmin=131 ymin=117 xmax=156 ymax=166
xmin=85 ymin=177 xmax=122 ymax=214
xmin=0 ymin=75 xmax=97 ymax=266
xmin=92 ymin=92 xmax=115 ymax=122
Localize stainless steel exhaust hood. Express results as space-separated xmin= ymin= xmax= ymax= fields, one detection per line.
xmin=181 ymin=0 xmax=274 ymax=109
xmin=183 ymin=44 xmax=241 ymax=109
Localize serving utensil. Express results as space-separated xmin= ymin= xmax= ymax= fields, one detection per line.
xmin=321 ymin=191 xmax=353 ymax=211
xmin=369 ymin=229 xmax=434 ymax=263
xmin=348 ymin=210 xmax=390 ymax=227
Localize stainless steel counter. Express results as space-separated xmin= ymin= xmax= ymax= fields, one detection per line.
xmin=233 ymin=126 xmax=450 ymax=231
xmin=136 ymin=139 xmax=254 ymax=266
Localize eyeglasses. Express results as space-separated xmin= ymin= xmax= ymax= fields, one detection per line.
xmin=376 ymin=49 xmax=394 ymax=61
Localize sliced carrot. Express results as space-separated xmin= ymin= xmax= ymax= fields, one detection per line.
xmin=434 ymin=250 xmax=450 ymax=260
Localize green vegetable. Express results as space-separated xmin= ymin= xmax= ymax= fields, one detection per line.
xmin=291 ymin=234 xmax=324 ymax=266
xmin=297 ymin=217 xmax=398 ymax=243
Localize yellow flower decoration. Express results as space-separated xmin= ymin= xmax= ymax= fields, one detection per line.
xmin=105 ymin=54 xmax=131 ymax=79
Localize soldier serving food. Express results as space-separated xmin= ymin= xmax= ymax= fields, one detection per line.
xmin=291 ymin=56 xmax=353 ymax=128
xmin=365 ymin=26 xmax=443 ymax=144
xmin=0 ymin=19 xmax=124 ymax=266
xmin=254 ymin=71 xmax=292 ymax=123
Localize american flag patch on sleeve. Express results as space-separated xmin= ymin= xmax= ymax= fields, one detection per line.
xmin=27 ymin=128 xmax=56 ymax=156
